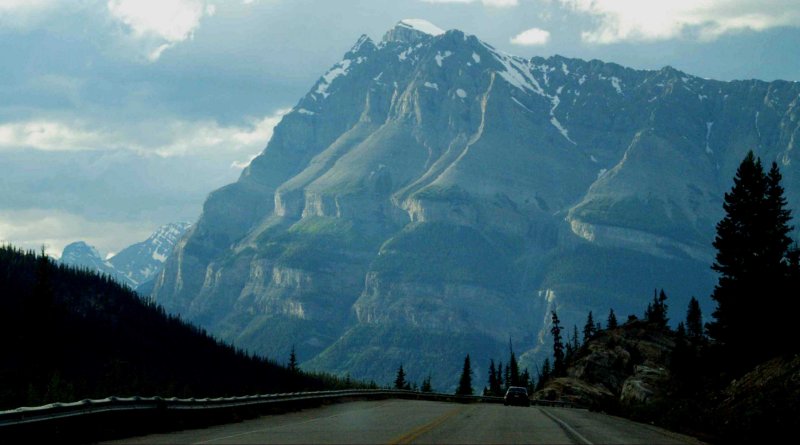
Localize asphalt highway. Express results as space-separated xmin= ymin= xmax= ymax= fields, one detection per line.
xmin=107 ymin=400 xmax=704 ymax=444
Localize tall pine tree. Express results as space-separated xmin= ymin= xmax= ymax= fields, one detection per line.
xmin=536 ymin=358 xmax=551 ymax=391
xmin=288 ymin=345 xmax=298 ymax=373
xmin=496 ymin=361 xmax=504 ymax=391
xmin=685 ymin=297 xmax=703 ymax=342
xmin=421 ymin=374 xmax=433 ymax=393
xmin=644 ymin=289 xmax=669 ymax=327
xmin=607 ymin=308 xmax=618 ymax=329
xmin=708 ymin=152 xmax=795 ymax=367
xmin=394 ymin=364 xmax=408 ymax=390
xmin=572 ymin=325 xmax=580 ymax=351
xmin=488 ymin=359 xmax=501 ymax=396
xmin=583 ymin=311 xmax=596 ymax=342
xmin=508 ymin=347 xmax=520 ymax=387
xmin=551 ymin=311 xmax=565 ymax=377
xmin=456 ymin=354 xmax=473 ymax=396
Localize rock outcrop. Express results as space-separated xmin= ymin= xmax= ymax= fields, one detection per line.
xmin=534 ymin=319 xmax=676 ymax=410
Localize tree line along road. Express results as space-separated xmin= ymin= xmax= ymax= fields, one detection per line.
xmin=104 ymin=399 xmax=705 ymax=444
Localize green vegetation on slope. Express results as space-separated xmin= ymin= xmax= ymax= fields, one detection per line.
xmin=371 ymin=222 xmax=521 ymax=292
xmin=534 ymin=243 xmax=716 ymax=319
xmin=305 ymin=322 xmax=506 ymax=393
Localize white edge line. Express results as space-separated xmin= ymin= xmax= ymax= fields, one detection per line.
xmin=538 ymin=407 xmax=593 ymax=445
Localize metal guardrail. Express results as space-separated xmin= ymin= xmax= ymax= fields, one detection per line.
xmin=0 ymin=388 xmax=579 ymax=437
xmin=0 ymin=390 xmax=491 ymax=428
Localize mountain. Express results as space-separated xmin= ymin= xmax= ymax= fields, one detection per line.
xmin=108 ymin=222 xmax=192 ymax=287
xmin=149 ymin=19 xmax=800 ymax=389
xmin=59 ymin=241 xmax=117 ymax=278
xmin=0 ymin=245 xmax=326 ymax=411
xmin=60 ymin=222 xmax=190 ymax=288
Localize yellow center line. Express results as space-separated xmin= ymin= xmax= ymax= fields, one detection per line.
xmin=387 ymin=405 xmax=466 ymax=445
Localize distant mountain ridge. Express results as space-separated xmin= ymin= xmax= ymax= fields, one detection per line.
xmin=149 ymin=19 xmax=800 ymax=389
xmin=60 ymin=222 xmax=190 ymax=288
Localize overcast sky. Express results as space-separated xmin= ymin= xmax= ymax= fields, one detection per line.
xmin=2 ymin=0 xmax=800 ymax=257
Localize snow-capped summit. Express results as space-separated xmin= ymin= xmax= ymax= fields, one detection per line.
xmin=109 ymin=222 xmax=191 ymax=286
xmin=383 ymin=19 xmax=445 ymax=43
xmin=398 ymin=19 xmax=445 ymax=36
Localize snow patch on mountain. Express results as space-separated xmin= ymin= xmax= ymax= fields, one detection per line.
xmin=706 ymin=122 xmax=714 ymax=154
xmin=599 ymin=74 xmax=623 ymax=94
xmin=315 ymin=59 xmax=353 ymax=99
xmin=549 ymin=90 xmax=576 ymax=145
xmin=398 ymin=19 xmax=444 ymax=37
xmin=534 ymin=64 xmax=554 ymax=86
xmin=484 ymin=43 xmax=545 ymax=97
xmin=350 ymin=35 xmax=373 ymax=53
xmin=610 ymin=76 xmax=623 ymax=94
xmin=435 ymin=50 xmax=453 ymax=67
xmin=511 ymin=97 xmax=533 ymax=113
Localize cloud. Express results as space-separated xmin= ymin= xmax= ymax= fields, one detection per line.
xmin=559 ymin=0 xmax=800 ymax=43
xmin=149 ymin=109 xmax=290 ymax=161
xmin=0 ymin=109 xmax=290 ymax=257
xmin=107 ymin=0 xmax=215 ymax=60
xmin=0 ymin=109 xmax=289 ymax=160
xmin=0 ymin=0 xmax=64 ymax=29
xmin=0 ymin=0 xmax=58 ymax=13
xmin=421 ymin=0 xmax=519 ymax=7
xmin=228 ymin=112 xmax=290 ymax=168
xmin=510 ymin=27 xmax=551 ymax=45
xmin=0 ymin=120 xmax=106 ymax=152
xmin=0 ymin=209 xmax=153 ymax=258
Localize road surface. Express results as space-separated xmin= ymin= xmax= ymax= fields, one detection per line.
xmin=106 ymin=400 xmax=704 ymax=444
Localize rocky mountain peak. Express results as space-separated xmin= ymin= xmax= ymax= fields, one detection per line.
xmin=108 ymin=222 xmax=191 ymax=287
xmin=141 ymin=222 xmax=192 ymax=262
xmin=347 ymin=34 xmax=376 ymax=57
xmin=655 ymin=65 xmax=690 ymax=81
xmin=60 ymin=241 xmax=106 ymax=268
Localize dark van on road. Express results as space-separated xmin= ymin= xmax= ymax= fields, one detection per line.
xmin=503 ymin=386 xmax=530 ymax=407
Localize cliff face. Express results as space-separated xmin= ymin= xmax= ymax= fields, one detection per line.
xmin=150 ymin=20 xmax=800 ymax=388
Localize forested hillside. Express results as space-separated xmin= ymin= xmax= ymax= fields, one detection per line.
xmin=0 ymin=246 xmax=353 ymax=410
